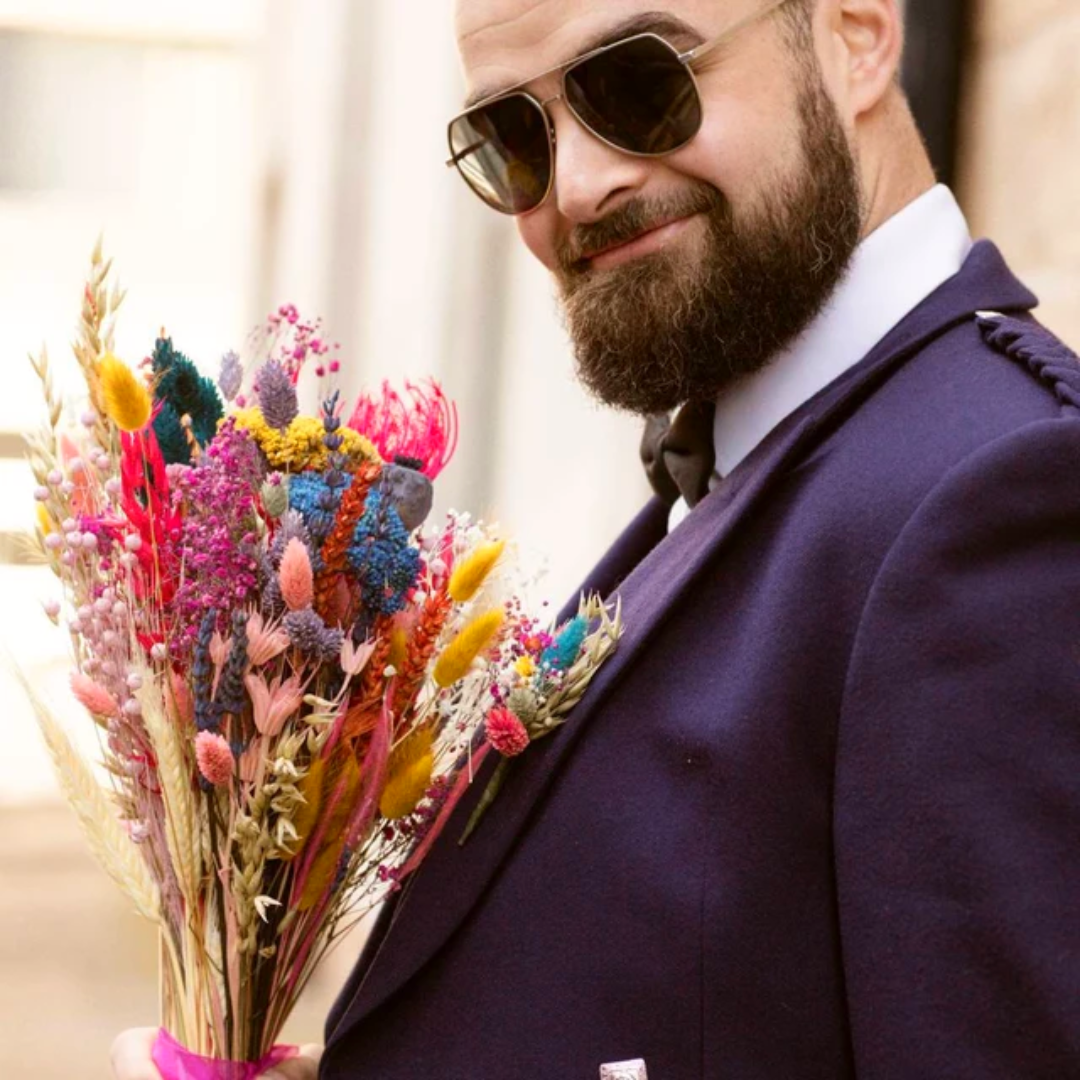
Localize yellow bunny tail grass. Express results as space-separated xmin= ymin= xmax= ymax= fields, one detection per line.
xmin=379 ymin=727 xmax=436 ymax=820
xmin=448 ymin=539 xmax=506 ymax=603
xmin=297 ymin=754 xmax=360 ymax=910
xmin=98 ymin=352 xmax=151 ymax=432
xmin=24 ymin=681 xmax=160 ymax=921
xmin=433 ymin=608 xmax=506 ymax=688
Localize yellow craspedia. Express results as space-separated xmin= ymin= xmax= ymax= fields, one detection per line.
xmin=514 ymin=655 xmax=536 ymax=679
xmin=379 ymin=727 xmax=436 ymax=820
xmin=232 ymin=407 xmax=380 ymax=472
xmin=432 ymin=608 xmax=505 ymax=688
xmin=449 ymin=539 xmax=506 ymax=604
xmin=36 ymin=504 xmax=54 ymax=537
xmin=98 ymin=353 xmax=151 ymax=432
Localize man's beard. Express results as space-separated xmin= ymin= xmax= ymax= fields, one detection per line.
xmin=556 ymin=63 xmax=864 ymax=416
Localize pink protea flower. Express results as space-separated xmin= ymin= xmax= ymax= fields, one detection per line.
xmin=279 ymin=537 xmax=314 ymax=612
xmin=347 ymin=378 xmax=458 ymax=480
xmin=485 ymin=707 xmax=530 ymax=758
xmin=244 ymin=671 xmax=305 ymax=737
xmin=195 ymin=731 xmax=234 ymax=786
xmin=70 ymin=672 xmax=117 ymax=718
xmin=246 ymin=611 xmax=290 ymax=666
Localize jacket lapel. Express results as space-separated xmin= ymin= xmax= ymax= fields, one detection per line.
xmin=328 ymin=241 xmax=1038 ymax=1043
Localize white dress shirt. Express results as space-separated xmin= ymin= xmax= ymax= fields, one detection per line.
xmin=668 ymin=184 xmax=973 ymax=531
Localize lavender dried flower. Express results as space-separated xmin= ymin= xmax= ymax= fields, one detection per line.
xmin=194 ymin=610 xmax=217 ymax=732
xmin=219 ymin=350 xmax=243 ymax=403
xmin=284 ymin=607 xmax=344 ymax=662
xmin=213 ymin=609 xmax=249 ymax=720
xmin=256 ymin=359 xmax=298 ymax=431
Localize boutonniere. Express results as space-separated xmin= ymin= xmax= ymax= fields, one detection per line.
xmin=458 ymin=594 xmax=623 ymax=844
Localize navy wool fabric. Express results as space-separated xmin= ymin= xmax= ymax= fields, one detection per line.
xmin=319 ymin=243 xmax=1080 ymax=1079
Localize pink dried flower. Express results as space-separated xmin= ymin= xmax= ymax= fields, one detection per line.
xmin=70 ymin=673 xmax=118 ymax=718
xmin=244 ymin=671 xmax=305 ymax=736
xmin=246 ymin=611 xmax=290 ymax=666
xmin=195 ymin=731 xmax=234 ymax=786
xmin=169 ymin=669 xmax=194 ymax=728
xmin=486 ymin=707 xmax=530 ymax=758
xmin=340 ymin=637 xmax=377 ymax=677
xmin=278 ymin=538 xmax=314 ymax=612
xmin=347 ymin=378 xmax=458 ymax=480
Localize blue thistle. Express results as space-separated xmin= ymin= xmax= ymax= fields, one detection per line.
xmin=542 ymin=615 xmax=588 ymax=672
xmin=256 ymin=359 xmax=298 ymax=431
xmin=347 ymin=489 xmax=421 ymax=620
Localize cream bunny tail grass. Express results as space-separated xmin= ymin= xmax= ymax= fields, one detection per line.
xmin=21 ymin=674 xmax=160 ymax=922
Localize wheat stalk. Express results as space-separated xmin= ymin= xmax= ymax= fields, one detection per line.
xmin=138 ymin=674 xmax=198 ymax=904
xmin=23 ymin=679 xmax=160 ymax=922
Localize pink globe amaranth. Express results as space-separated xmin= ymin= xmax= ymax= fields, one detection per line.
xmin=485 ymin=707 xmax=530 ymax=758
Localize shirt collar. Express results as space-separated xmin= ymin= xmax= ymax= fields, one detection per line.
xmin=711 ymin=183 xmax=973 ymax=478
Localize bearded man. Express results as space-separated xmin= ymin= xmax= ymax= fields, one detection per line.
xmin=114 ymin=1 xmax=1080 ymax=1077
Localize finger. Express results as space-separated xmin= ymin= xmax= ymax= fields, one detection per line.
xmin=262 ymin=1043 xmax=324 ymax=1080
xmin=109 ymin=1027 xmax=164 ymax=1080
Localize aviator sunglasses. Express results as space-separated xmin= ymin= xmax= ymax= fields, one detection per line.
xmin=447 ymin=0 xmax=794 ymax=215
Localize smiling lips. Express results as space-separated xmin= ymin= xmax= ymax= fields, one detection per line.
xmin=585 ymin=214 xmax=701 ymax=271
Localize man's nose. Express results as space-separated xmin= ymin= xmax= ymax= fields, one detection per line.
xmin=548 ymin=101 xmax=651 ymax=223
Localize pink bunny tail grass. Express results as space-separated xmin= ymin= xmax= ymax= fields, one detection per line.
xmin=278 ymin=537 xmax=314 ymax=611
xmin=195 ymin=731 xmax=234 ymax=787
xmin=70 ymin=672 xmax=118 ymax=717
xmin=347 ymin=378 xmax=458 ymax=480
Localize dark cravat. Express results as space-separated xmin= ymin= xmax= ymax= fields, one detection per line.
xmin=640 ymin=400 xmax=717 ymax=508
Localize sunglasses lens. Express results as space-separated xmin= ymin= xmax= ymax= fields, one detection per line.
xmin=449 ymin=94 xmax=552 ymax=214
xmin=565 ymin=35 xmax=702 ymax=155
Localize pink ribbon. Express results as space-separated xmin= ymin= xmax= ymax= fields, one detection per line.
xmin=152 ymin=1028 xmax=299 ymax=1080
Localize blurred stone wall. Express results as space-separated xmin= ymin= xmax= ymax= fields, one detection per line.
xmin=960 ymin=0 xmax=1080 ymax=342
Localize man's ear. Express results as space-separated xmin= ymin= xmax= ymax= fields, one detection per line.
xmin=829 ymin=0 xmax=904 ymax=118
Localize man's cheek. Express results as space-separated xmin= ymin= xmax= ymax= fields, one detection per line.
xmin=517 ymin=216 xmax=560 ymax=272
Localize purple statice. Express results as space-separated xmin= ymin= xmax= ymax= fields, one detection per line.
xmin=218 ymin=350 xmax=243 ymax=403
xmin=171 ymin=420 xmax=265 ymax=651
xmin=284 ymin=607 xmax=344 ymax=662
xmin=256 ymin=359 xmax=298 ymax=431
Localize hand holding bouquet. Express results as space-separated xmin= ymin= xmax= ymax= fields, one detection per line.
xmin=24 ymin=246 xmax=621 ymax=1078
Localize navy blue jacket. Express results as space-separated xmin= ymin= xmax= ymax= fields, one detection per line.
xmin=320 ymin=242 xmax=1080 ymax=1079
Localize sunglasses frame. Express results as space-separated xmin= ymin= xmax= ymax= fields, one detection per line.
xmin=446 ymin=0 xmax=795 ymax=215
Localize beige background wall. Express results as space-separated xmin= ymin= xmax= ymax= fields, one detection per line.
xmin=960 ymin=0 xmax=1080 ymax=343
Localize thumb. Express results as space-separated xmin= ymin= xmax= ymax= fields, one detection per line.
xmin=262 ymin=1043 xmax=323 ymax=1080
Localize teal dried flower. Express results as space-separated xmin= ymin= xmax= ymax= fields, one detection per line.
xmin=152 ymin=337 xmax=224 ymax=459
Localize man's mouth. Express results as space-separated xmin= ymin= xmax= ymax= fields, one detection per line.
xmin=581 ymin=214 xmax=701 ymax=272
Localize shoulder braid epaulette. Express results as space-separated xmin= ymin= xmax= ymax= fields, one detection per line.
xmin=977 ymin=312 xmax=1080 ymax=416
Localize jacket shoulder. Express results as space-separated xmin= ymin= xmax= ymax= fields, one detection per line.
xmin=976 ymin=312 xmax=1080 ymax=417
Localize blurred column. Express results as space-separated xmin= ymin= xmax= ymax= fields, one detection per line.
xmin=959 ymin=0 xmax=1080 ymax=342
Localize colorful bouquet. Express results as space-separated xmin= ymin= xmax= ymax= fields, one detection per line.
xmin=23 ymin=245 xmax=622 ymax=1078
